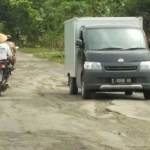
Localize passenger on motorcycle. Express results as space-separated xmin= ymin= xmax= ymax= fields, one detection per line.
xmin=0 ymin=33 xmax=13 ymax=87
xmin=4 ymin=35 xmax=17 ymax=70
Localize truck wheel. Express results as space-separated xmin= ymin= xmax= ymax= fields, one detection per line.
xmin=68 ymin=76 xmax=70 ymax=86
xmin=69 ymin=77 xmax=78 ymax=95
xmin=81 ymin=76 xmax=91 ymax=99
xmin=143 ymin=90 xmax=150 ymax=100
xmin=0 ymin=86 xmax=2 ymax=96
xmin=125 ymin=91 xmax=133 ymax=96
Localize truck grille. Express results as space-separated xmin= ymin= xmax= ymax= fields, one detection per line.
xmin=104 ymin=66 xmax=137 ymax=71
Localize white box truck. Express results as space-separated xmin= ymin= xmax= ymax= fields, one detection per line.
xmin=64 ymin=17 xmax=150 ymax=100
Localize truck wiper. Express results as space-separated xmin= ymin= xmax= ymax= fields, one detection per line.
xmin=98 ymin=47 xmax=123 ymax=50
xmin=123 ymin=47 xmax=146 ymax=50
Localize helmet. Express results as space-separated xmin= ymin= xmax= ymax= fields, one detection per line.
xmin=7 ymin=35 xmax=12 ymax=41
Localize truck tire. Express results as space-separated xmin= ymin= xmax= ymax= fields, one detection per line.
xmin=81 ymin=76 xmax=91 ymax=99
xmin=143 ymin=90 xmax=150 ymax=100
xmin=68 ymin=76 xmax=70 ymax=86
xmin=0 ymin=86 xmax=2 ymax=96
xmin=69 ymin=77 xmax=78 ymax=95
xmin=125 ymin=91 xmax=133 ymax=96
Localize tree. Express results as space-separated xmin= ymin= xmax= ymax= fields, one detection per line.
xmin=8 ymin=0 xmax=42 ymax=46
xmin=123 ymin=0 xmax=150 ymax=34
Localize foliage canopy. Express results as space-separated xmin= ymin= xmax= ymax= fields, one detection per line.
xmin=0 ymin=0 xmax=149 ymax=48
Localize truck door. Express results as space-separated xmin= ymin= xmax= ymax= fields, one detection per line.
xmin=76 ymin=29 xmax=85 ymax=88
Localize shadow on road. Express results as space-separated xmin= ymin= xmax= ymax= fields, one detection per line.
xmin=38 ymin=90 xmax=145 ymax=102
xmin=93 ymin=92 xmax=144 ymax=101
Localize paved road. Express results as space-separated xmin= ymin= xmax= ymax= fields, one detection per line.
xmin=0 ymin=52 xmax=150 ymax=150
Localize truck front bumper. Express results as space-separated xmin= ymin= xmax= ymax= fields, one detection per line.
xmin=84 ymin=70 xmax=150 ymax=92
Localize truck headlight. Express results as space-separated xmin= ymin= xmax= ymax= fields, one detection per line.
xmin=84 ymin=61 xmax=102 ymax=70
xmin=140 ymin=61 xmax=150 ymax=70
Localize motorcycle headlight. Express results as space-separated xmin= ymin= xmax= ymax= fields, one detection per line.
xmin=84 ymin=61 xmax=102 ymax=70
xmin=140 ymin=61 xmax=150 ymax=70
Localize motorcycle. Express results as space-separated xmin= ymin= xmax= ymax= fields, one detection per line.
xmin=0 ymin=46 xmax=19 ymax=96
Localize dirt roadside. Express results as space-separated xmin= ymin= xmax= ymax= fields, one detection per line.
xmin=0 ymin=52 xmax=150 ymax=150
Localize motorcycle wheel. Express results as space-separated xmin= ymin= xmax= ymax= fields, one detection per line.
xmin=1 ymin=83 xmax=8 ymax=92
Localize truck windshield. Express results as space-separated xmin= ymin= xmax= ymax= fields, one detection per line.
xmin=87 ymin=28 xmax=147 ymax=50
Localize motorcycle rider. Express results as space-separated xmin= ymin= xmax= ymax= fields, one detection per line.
xmin=4 ymin=35 xmax=17 ymax=70
xmin=0 ymin=33 xmax=13 ymax=87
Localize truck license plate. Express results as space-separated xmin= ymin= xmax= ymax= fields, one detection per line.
xmin=111 ymin=78 xmax=132 ymax=85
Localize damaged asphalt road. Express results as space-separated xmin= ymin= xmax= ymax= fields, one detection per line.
xmin=0 ymin=52 xmax=150 ymax=150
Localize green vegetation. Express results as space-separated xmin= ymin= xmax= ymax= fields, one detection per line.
xmin=20 ymin=48 xmax=65 ymax=64
xmin=0 ymin=0 xmax=150 ymax=49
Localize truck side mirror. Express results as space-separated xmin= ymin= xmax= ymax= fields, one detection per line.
xmin=76 ymin=39 xmax=82 ymax=48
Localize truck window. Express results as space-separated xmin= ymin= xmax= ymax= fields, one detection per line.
xmin=87 ymin=28 xmax=147 ymax=50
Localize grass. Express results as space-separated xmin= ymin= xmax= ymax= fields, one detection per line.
xmin=19 ymin=48 xmax=65 ymax=64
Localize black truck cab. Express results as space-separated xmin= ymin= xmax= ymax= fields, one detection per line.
xmin=75 ymin=25 xmax=150 ymax=99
